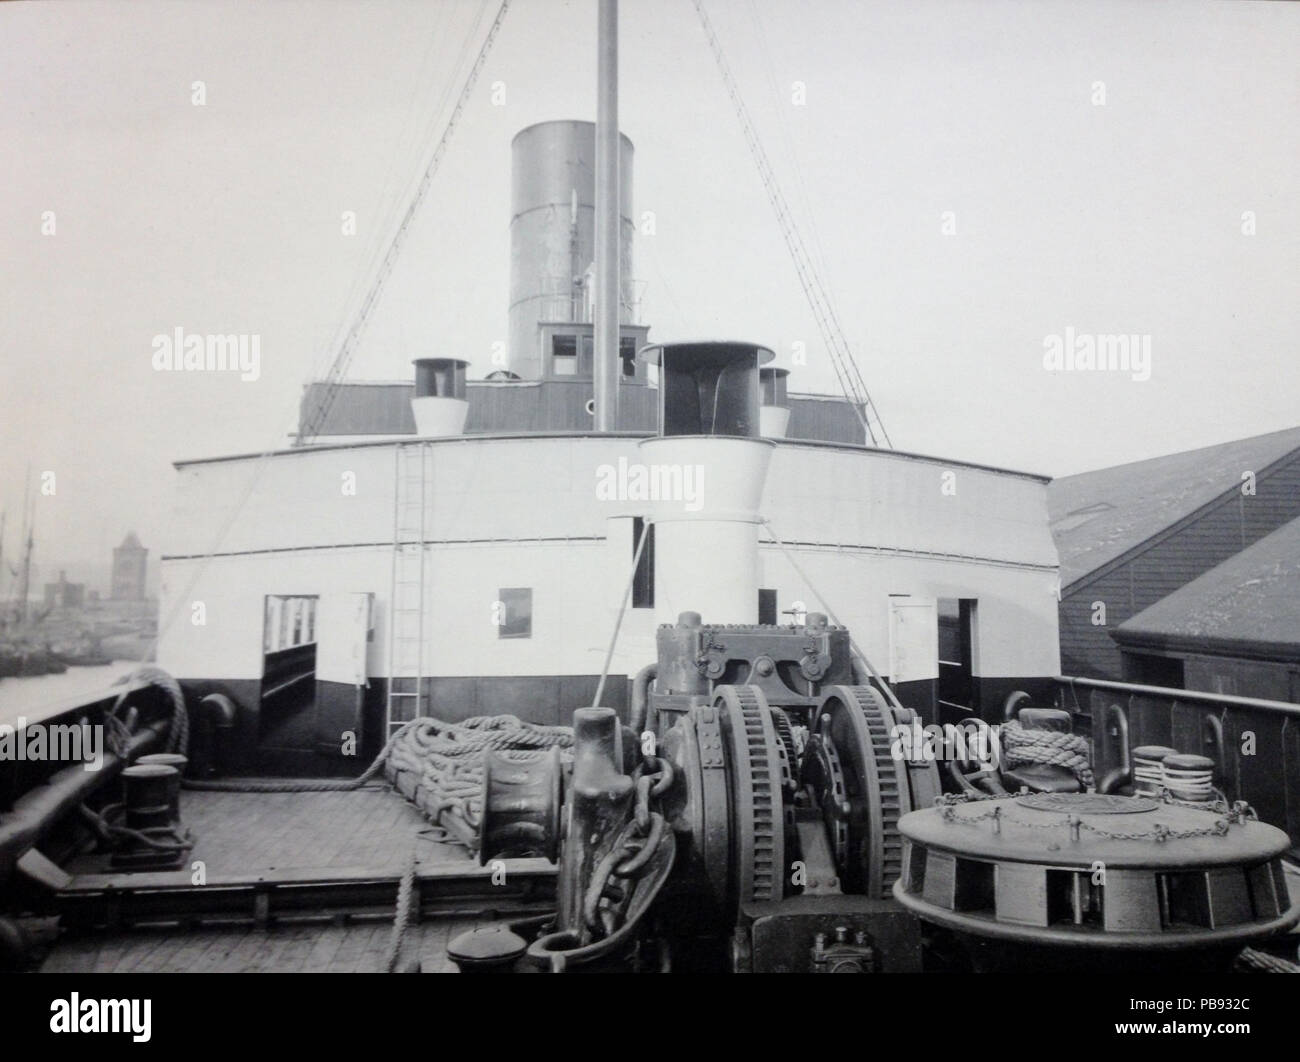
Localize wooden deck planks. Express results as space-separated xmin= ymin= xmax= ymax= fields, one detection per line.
xmin=38 ymin=915 xmax=500 ymax=973
xmin=40 ymin=785 xmax=519 ymax=973
xmin=177 ymin=785 xmax=466 ymax=874
xmin=301 ymin=923 xmax=351 ymax=973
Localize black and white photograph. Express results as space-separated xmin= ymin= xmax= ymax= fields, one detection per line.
xmin=1 ymin=0 xmax=1298 ymax=1034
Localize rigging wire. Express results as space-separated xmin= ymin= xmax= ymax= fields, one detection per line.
xmin=592 ymin=518 xmax=653 ymax=710
xmin=746 ymin=0 xmax=837 ymax=299
xmin=319 ymin=1 xmax=490 ymax=386
xmin=140 ymin=3 xmax=512 ymax=662
xmin=691 ymin=0 xmax=893 ymax=448
xmin=304 ymin=1 xmax=463 ymax=391
xmin=758 ymin=518 xmax=907 ymax=715
xmin=300 ymin=0 xmax=511 ymax=442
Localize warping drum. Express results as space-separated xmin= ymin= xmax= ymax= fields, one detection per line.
xmin=1162 ymin=753 xmax=1215 ymax=802
xmin=121 ymin=764 xmax=181 ymax=831
xmin=894 ymin=791 xmax=1299 ymax=972
xmin=137 ymin=753 xmax=188 ymax=819
xmin=1131 ymin=745 xmax=1178 ymax=796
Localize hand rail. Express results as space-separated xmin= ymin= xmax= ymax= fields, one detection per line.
xmin=1057 ymin=675 xmax=1300 ymax=717
xmin=0 ymin=676 xmax=156 ymax=730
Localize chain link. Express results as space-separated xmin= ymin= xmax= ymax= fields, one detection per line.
xmin=935 ymin=791 xmax=1258 ymax=844
xmin=581 ymin=754 xmax=675 ymax=933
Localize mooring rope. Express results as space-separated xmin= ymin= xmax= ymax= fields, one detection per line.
xmin=184 ymin=713 xmax=573 ymax=854
xmin=1237 ymin=947 xmax=1300 ymax=974
xmin=113 ymin=665 xmax=189 ymax=757
xmin=1001 ymin=718 xmax=1094 ymax=788
xmin=77 ymin=803 xmax=194 ymax=858
xmin=182 ymin=717 xmax=415 ymax=793
xmin=383 ymin=715 xmax=573 ymax=846
xmin=382 ymin=845 xmax=420 ymax=973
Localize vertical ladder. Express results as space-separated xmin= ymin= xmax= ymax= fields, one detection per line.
xmin=386 ymin=442 xmax=428 ymax=737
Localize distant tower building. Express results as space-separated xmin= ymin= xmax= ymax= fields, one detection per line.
xmin=111 ymin=532 xmax=148 ymax=600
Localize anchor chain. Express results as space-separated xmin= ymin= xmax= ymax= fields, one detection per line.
xmin=582 ymin=753 xmax=676 ymax=937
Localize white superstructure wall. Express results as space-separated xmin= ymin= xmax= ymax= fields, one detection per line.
xmin=158 ymin=435 xmax=1059 ymax=686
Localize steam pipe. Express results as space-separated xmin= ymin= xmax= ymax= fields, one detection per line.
xmin=630 ymin=663 xmax=657 ymax=735
xmin=593 ymin=0 xmax=619 ymax=430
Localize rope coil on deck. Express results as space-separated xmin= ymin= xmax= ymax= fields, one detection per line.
xmin=1000 ymin=718 xmax=1094 ymax=788
xmin=183 ymin=713 xmax=573 ymax=854
xmin=383 ymin=715 xmax=574 ymax=848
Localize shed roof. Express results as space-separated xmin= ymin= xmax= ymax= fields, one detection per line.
xmin=1048 ymin=426 xmax=1300 ymax=587
xmin=1114 ymin=516 xmax=1300 ymax=660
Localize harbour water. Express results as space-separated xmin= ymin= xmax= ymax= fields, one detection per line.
xmin=0 ymin=661 xmax=138 ymax=725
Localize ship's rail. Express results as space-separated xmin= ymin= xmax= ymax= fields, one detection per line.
xmin=1055 ymin=675 xmax=1300 ymax=858
xmin=0 ymin=676 xmax=179 ymax=888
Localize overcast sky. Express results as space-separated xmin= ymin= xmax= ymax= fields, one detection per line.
xmin=2 ymin=0 xmax=1297 ymax=586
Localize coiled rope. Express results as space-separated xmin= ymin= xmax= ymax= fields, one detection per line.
xmin=383 ymin=715 xmax=574 ymax=843
xmin=183 ymin=713 xmax=573 ymax=850
xmin=77 ymin=803 xmax=194 ymax=859
xmin=1001 ymin=718 xmax=1094 ymax=788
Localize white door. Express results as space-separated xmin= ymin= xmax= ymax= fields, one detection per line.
xmin=888 ymin=597 xmax=938 ymax=686
xmin=316 ymin=592 xmax=373 ymax=687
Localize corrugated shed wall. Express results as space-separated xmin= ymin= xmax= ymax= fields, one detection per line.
xmin=1059 ymin=452 xmax=1300 ymax=678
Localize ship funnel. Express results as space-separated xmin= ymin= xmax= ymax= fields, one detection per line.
xmin=760 ymin=367 xmax=791 ymax=439
xmin=507 ymin=121 xmax=635 ymax=382
xmin=637 ymin=341 xmax=775 ymax=625
xmin=411 ymin=358 xmax=469 ymax=436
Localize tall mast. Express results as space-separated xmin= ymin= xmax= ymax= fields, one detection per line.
xmin=593 ymin=0 xmax=620 ymax=431
xmin=16 ymin=496 xmax=33 ymax=628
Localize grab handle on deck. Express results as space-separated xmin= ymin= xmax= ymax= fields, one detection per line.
xmin=1100 ymin=702 xmax=1132 ymax=794
xmin=1203 ymin=713 xmax=1225 ymax=786
xmin=1003 ymin=691 xmax=1032 ymax=721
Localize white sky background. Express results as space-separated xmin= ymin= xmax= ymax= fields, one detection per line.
xmin=1 ymin=0 xmax=1297 ymax=585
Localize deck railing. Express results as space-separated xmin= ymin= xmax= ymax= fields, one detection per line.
xmin=0 ymin=677 xmax=178 ymax=888
xmin=1055 ymin=676 xmax=1300 ymax=856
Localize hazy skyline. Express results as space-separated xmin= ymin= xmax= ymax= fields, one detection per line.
xmin=2 ymin=0 xmax=1297 ymax=579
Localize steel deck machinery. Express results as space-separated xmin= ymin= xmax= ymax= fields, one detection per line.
xmin=454 ymin=611 xmax=1298 ymax=974
xmin=449 ymin=341 xmax=1297 ymax=973
xmin=449 ymin=342 xmax=943 ymax=972
xmin=457 ymin=611 xmax=941 ymax=972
